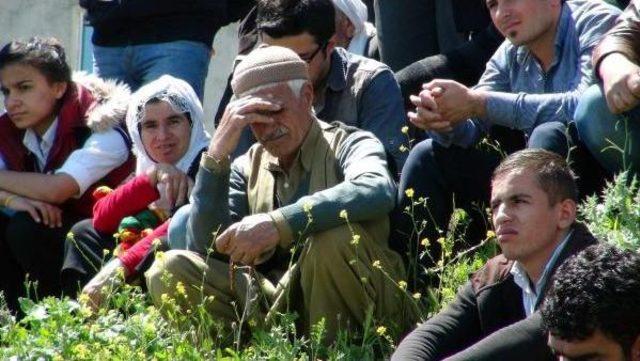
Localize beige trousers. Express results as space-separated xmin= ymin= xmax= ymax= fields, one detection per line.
xmin=145 ymin=223 xmax=417 ymax=343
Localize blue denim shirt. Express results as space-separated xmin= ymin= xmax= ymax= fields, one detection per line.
xmin=432 ymin=0 xmax=621 ymax=148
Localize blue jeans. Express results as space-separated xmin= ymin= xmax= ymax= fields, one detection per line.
xmin=575 ymin=84 xmax=640 ymax=175
xmin=93 ymin=40 xmax=211 ymax=100
xmin=167 ymin=204 xmax=191 ymax=251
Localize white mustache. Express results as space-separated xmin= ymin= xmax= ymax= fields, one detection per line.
xmin=262 ymin=127 xmax=288 ymax=142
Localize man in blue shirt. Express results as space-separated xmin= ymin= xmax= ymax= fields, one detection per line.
xmin=392 ymin=0 xmax=620 ymax=258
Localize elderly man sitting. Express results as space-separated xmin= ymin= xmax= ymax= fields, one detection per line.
xmin=145 ymin=45 xmax=413 ymax=343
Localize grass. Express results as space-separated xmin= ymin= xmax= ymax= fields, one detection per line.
xmin=1 ymin=168 xmax=638 ymax=360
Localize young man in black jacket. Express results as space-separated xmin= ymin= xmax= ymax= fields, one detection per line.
xmin=392 ymin=149 xmax=598 ymax=360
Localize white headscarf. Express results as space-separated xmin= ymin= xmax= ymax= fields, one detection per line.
xmin=125 ymin=75 xmax=210 ymax=175
xmin=331 ymin=0 xmax=376 ymax=56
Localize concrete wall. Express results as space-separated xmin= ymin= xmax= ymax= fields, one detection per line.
xmin=0 ymin=0 xmax=240 ymax=131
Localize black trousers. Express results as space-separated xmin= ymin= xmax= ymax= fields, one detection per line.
xmin=0 ymin=211 xmax=78 ymax=314
xmin=61 ymin=218 xmax=116 ymax=297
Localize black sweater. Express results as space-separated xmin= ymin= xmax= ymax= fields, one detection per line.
xmin=80 ymin=0 xmax=254 ymax=47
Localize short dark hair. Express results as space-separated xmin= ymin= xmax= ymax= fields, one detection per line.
xmin=492 ymin=149 xmax=577 ymax=205
xmin=541 ymin=243 xmax=640 ymax=355
xmin=256 ymin=0 xmax=336 ymax=46
xmin=0 ymin=37 xmax=71 ymax=84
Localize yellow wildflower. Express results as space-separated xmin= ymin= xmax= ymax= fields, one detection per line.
xmin=161 ymin=293 xmax=170 ymax=304
xmin=412 ymin=292 xmax=422 ymax=300
xmin=398 ymin=280 xmax=407 ymax=290
xmin=156 ymin=250 xmax=165 ymax=261
xmin=351 ymin=234 xmax=361 ymax=245
xmin=376 ymin=326 xmax=387 ymax=336
xmin=486 ymin=230 xmax=496 ymax=239
xmin=420 ymin=238 xmax=430 ymax=247
xmin=401 ymin=126 xmax=409 ymax=134
xmin=66 ymin=232 xmax=74 ymax=240
xmin=405 ymin=188 xmax=415 ymax=198
xmin=176 ymin=281 xmax=186 ymax=295
xmin=339 ymin=209 xmax=348 ymax=220
xmin=102 ymin=248 xmax=110 ymax=257
xmin=372 ymin=260 xmax=382 ymax=269
xmin=303 ymin=202 xmax=313 ymax=213
xmin=399 ymin=144 xmax=409 ymax=153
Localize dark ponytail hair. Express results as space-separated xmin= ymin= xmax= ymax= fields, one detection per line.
xmin=0 ymin=37 xmax=71 ymax=84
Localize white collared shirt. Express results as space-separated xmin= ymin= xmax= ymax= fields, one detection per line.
xmin=0 ymin=118 xmax=130 ymax=198
xmin=510 ymin=230 xmax=573 ymax=317
xmin=23 ymin=118 xmax=59 ymax=171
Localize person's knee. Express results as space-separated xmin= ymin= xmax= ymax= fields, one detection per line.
xmin=168 ymin=204 xmax=190 ymax=250
xmin=401 ymin=139 xmax=436 ymax=182
xmin=575 ymin=85 xmax=608 ymax=130
xmin=528 ymin=121 xmax=568 ymax=156
xmin=304 ymin=224 xmax=369 ymax=267
xmin=145 ymin=250 xmax=196 ymax=300
xmin=4 ymin=212 xmax=39 ymax=247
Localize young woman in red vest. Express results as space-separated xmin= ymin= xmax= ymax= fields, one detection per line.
xmin=0 ymin=37 xmax=134 ymax=314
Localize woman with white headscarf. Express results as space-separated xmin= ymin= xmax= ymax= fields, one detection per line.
xmin=332 ymin=0 xmax=377 ymax=57
xmin=61 ymin=75 xmax=210 ymax=307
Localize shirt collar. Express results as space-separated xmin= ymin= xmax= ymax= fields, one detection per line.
xmin=23 ymin=118 xmax=59 ymax=167
xmin=325 ymin=48 xmax=349 ymax=92
xmin=516 ymin=1 xmax=570 ymax=67
xmin=510 ymin=228 xmax=573 ymax=298
xmin=263 ymin=118 xmax=322 ymax=173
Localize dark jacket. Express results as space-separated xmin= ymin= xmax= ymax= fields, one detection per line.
xmin=391 ymin=223 xmax=597 ymax=361
xmin=80 ymin=0 xmax=254 ymax=47
xmin=593 ymin=0 xmax=640 ymax=79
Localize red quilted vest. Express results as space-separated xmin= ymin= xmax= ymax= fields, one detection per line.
xmin=0 ymin=83 xmax=134 ymax=217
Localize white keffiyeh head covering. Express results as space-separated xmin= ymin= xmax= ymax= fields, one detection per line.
xmin=125 ymin=75 xmax=210 ymax=175
xmin=331 ymin=0 xmax=376 ymax=56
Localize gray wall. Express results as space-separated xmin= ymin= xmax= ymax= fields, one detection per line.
xmin=0 ymin=0 xmax=240 ymax=132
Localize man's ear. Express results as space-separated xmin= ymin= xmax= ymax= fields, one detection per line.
xmin=631 ymin=336 xmax=640 ymax=361
xmin=557 ymin=198 xmax=576 ymax=230
xmin=300 ymin=81 xmax=314 ymax=108
xmin=325 ymin=38 xmax=337 ymax=56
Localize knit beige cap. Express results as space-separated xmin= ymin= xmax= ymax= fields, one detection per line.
xmin=231 ymin=45 xmax=309 ymax=96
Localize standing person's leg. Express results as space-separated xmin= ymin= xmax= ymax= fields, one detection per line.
xmin=60 ymin=219 xmax=117 ymax=297
xmin=92 ymin=45 xmax=135 ymax=87
xmin=4 ymin=212 xmax=77 ymax=302
xmin=373 ymin=0 xmax=438 ymax=72
xmin=132 ymin=41 xmax=212 ymax=101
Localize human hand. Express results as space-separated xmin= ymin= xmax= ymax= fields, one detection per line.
xmin=408 ymin=87 xmax=453 ymax=132
xmin=4 ymin=195 xmax=63 ymax=228
xmin=215 ymin=213 xmax=280 ymax=265
xmin=80 ymin=258 xmax=125 ymax=312
xmin=208 ymin=96 xmax=282 ymax=160
xmin=600 ymin=53 xmax=640 ymax=114
xmin=423 ymin=79 xmax=486 ymax=124
xmin=146 ymin=163 xmax=193 ymax=209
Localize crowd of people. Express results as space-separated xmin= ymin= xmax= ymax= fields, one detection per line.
xmin=1 ymin=0 xmax=640 ymax=359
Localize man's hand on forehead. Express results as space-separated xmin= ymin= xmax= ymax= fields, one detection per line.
xmin=207 ymin=95 xmax=284 ymax=160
